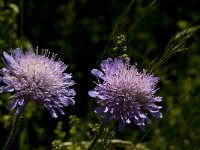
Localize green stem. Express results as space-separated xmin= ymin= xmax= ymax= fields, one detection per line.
xmin=87 ymin=123 xmax=104 ymax=150
xmin=3 ymin=114 xmax=22 ymax=150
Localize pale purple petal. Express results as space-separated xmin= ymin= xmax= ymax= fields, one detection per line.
xmin=3 ymin=52 xmax=16 ymax=67
xmin=88 ymin=90 xmax=99 ymax=98
xmin=9 ymin=98 xmax=19 ymax=110
xmin=1 ymin=86 xmax=14 ymax=92
xmin=91 ymin=69 xmax=105 ymax=79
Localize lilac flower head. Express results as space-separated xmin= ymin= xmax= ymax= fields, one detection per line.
xmin=0 ymin=47 xmax=75 ymax=118
xmin=88 ymin=56 xmax=162 ymax=131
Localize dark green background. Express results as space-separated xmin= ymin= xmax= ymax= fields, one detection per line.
xmin=0 ymin=0 xmax=200 ymax=149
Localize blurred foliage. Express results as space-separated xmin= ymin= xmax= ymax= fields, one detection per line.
xmin=0 ymin=0 xmax=200 ymax=149
xmin=0 ymin=0 xmax=19 ymax=51
xmin=0 ymin=0 xmax=31 ymax=52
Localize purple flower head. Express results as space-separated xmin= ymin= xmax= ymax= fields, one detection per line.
xmin=0 ymin=47 xmax=75 ymax=118
xmin=88 ymin=56 xmax=162 ymax=131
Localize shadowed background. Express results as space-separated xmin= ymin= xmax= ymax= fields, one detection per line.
xmin=0 ymin=0 xmax=200 ymax=149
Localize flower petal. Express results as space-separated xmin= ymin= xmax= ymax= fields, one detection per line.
xmin=3 ymin=52 xmax=16 ymax=67
xmin=44 ymin=102 xmax=58 ymax=118
xmin=88 ymin=90 xmax=99 ymax=98
xmin=9 ymin=99 xmax=19 ymax=110
xmin=91 ymin=69 xmax=105 ymax=79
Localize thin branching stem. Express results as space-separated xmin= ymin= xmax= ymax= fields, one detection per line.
xmin=134 ymin=81 xmax=200 ymax=148
xmin=87 ymin=123 xmax=104 ymax=150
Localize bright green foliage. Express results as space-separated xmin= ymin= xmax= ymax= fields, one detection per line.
xmin=54 ymin=121 xmax=67 ymax=140
xmin=52 ymin=140 xmax=65 ymax=150
xmin=113 ymin=34 xmax=127 ymax=55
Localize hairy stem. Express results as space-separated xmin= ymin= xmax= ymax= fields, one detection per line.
xmin=3 ymin=114 xmax=22 ymax=150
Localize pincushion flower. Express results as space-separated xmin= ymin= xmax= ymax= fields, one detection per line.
xmin=88 ymin=56 xmax=162 ymax=131
xmin=0 ymin=47 xmax=75 ymax=118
